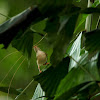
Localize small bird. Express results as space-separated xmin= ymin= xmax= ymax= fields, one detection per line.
xmin=34 ymin=46 xmax=48 ymax=73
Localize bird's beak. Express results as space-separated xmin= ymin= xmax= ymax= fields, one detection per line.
xmin=33 ymin=46 xmax=37 ymax=52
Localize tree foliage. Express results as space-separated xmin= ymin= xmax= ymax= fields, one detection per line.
xmin=0 ymin=0 xmax=100 ymax=100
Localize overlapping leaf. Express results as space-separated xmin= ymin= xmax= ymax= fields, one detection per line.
xmin=31 ymin=19 xmax=47 ymax=34
xmin=54 ymin=54 xmax=100 ymax=100
xmin=37 ymin=0 xmax=73 ymax=17
xmin=0 ymin=86 xmax=20 ymax=95
xmin=50 ymin=13 xmax=79 ymax=66
xmin=67 ymin=32 xmax=82 ymax=70
xmin=11 ymin=30 xmax=33 ymax=59
xmin=34 ymin=57 xmax=70 ymax=97
xmin=33 ymin=32 xmax=100 ymax=100
xmin=1 ymin=0 xmax=100 ymax=100
xmin=55 ymin=82 xmax=92 ymax=100
xmin=85 ymin=29 xmax=100 ymax=53
xmin=45 ymin=17 xmax=60 ymax=46
xmin=0 ymin=6 xmax=41 ymax=48
xmin=77 ymin=82 xmax=99 ymax=100
xmin=31 ymin=83 xmax=46 ymax=100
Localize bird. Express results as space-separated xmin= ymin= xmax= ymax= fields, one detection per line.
xmin=34 ymin=46 xmax=49 ymax=73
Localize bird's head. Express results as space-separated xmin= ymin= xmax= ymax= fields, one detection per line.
xmin=33 ymin=46 xmax=41 ymax=53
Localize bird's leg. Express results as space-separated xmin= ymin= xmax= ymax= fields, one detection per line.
xmin=43 ymin=62 xmax=50 ymax=65
xmin=38 ymin=65 xmax=42 ymax=73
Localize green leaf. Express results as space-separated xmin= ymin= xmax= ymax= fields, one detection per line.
xmin=0 ymin=6 xmax=41 ymax=48
xmin=37 ymin=0 xmax=73 ymax=17
xmin=0 ymin=86 xmax=20 ymax=95
xmin=11 ymin=30 xmax=33 ymax=59
xmin=67 ymin=32 xmax=82 ymax=70
xmin=92 ymin=0 xmax=100 ymax=7
xmin=50 ymin=13 xmax=79 ymax=66
xmin=85 ymin=29 xmax=100 ymax=53
xmin=74 ymin=14 xmax=87 ymax=33
xmin=77 ymin=82 xmax=99 ymax=100
xmin=55 ymin=82 xmax=92 ymax=100
xmin=45 ymin=17 xmax=60 ymax=45
xmin=34 ymin=57 xmax=70 ymax=97
xmin=31 ymin=18 xmax=47 ymax=34
xmin=54 ymin=54 xmax=100 ymax=100
xmin=31 ymin=83 xmax=46 ymax=100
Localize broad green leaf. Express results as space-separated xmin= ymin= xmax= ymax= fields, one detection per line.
xmin=45 ymin=17 xmax=60 ymax=45
xmin=54 ymin=54 xmax=100 ymax=100
xmin=37 ymin=0 xmax=73 ymax=17
xmin=0 ymin=6 xmax=41 ymax=48
xmin=31 ymin=83 xmax=46 ymax=100
xmin=74 ymin=14 xmax=87 ymax=33
xmin=34 ymin=57 xmax=70 ymax=97
xmin=67 ymin=32 xmax=82 ymax=70
xmin=55 ymin=82 xmax=92 ymax=100
xmin=11 ymin=30 xmax=33 ymax=59
xmin=50 ymin=13 xmax=79 ymax=66
xmin=85 ymin=29 xmax=100 ymax=53
xmin=54 ymin=67 xmax=91 ymax=100
xmin=1 ymin=1 xmax=100 ymax=100
xmin=0 ymin=0 xmax=9 ymax=24
xmin=0 ymin=86 xmax=20 ymax=95
xmin=31 ymin=19 xmax=47 ymax=34
xmin=77 ymin=82 xmax=99 ymax=100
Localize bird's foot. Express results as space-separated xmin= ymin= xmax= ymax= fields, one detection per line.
xmin=38 ymin=65 xmax=42 ymax=73
xmin=39 ymin=70 xmax=42 ymax=73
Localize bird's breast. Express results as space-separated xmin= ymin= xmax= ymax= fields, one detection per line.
xmin=36 ymin=51 xmax=47 ymax=66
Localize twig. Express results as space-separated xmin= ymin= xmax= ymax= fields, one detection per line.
xmin=33 ymin=33 xmax=47 ymax=47
xmin=15 ymin=79 xmax=34 ymax=100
